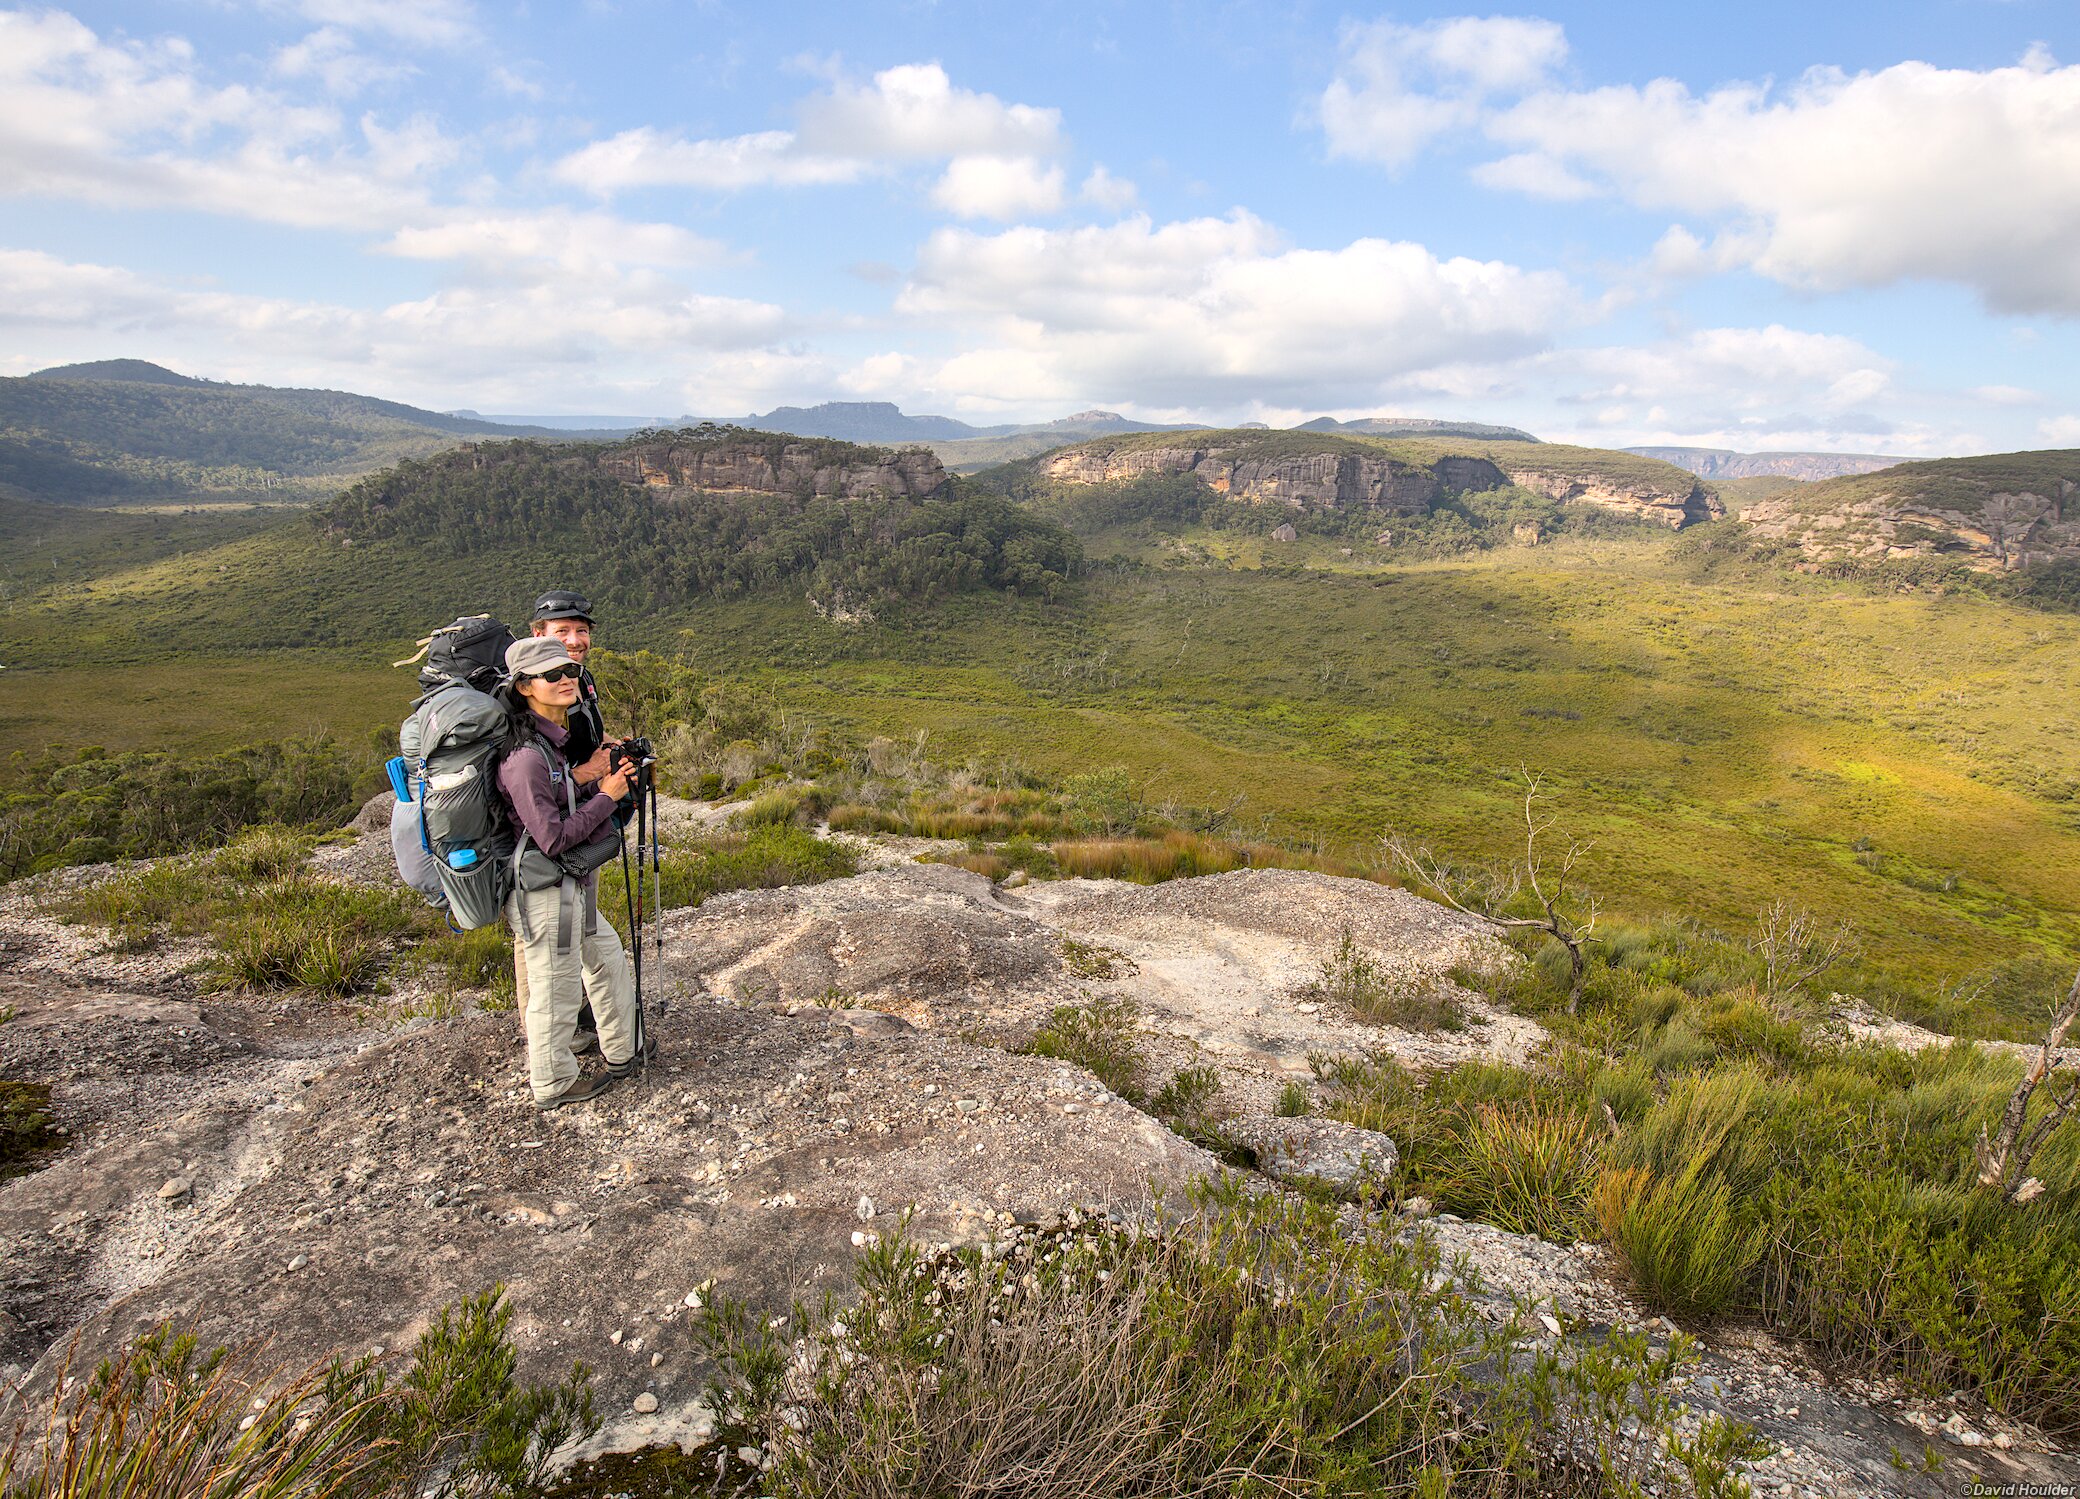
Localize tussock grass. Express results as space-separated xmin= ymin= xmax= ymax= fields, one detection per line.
xmin=1597 ymin=1167 xmax=1765 ymax=1320
xmin=923 ymin=848 xmax=1009 ymax=880
xmin=830 ymin=787 xmax=1075 ymax=841
xmin=738 ymin=783 xmax=831 ymax=828
xmin=1434 ymin=1102 xmax=1600 ymax=1242
xmin=1052 ymin=831 xmax=1382 ymax=886
xmin=55 ymin=841 xmax=429 ymax=999
xmin=1 ymin=1289 xmax=596 ymax=1499
xmin=404 ymin=921 xmax=517 ymax=1007
xmin=1325 ymin=914 xmax=2080 ymax=1431
xmin=599 ymin=823 xmax=858 ymax=915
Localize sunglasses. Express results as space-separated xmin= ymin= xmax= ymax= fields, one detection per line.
xmin=525 ymin=664 xmax=583 ymax=684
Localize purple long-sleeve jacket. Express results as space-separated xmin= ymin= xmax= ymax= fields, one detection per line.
xmin=497 ymin=713 xmax=617 ymax=856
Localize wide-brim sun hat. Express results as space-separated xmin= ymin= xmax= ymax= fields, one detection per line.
xmin=505 ymin=635 xmax=579 ymax=679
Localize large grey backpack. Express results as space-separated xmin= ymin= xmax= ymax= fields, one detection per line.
xmin=386 ymin=616 xmax=518 ymax=929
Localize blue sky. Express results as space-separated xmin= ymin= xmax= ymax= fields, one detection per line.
xmin=3 ymin=1 xmax=2076 ymax=453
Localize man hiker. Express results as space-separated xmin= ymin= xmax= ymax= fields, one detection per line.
xmin=518 ymin=589 xmax=615 ymax=1053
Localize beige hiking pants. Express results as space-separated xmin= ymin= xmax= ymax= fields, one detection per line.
xmin=507 ymin=876 xmax=635 ymax=1102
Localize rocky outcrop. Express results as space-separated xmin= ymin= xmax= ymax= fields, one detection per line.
xmin=1225 ymin=1116 xmax=1399 ymax=1199
xmin=1739 ymin=477 xmax=2080 ymax=572
xmin=1039 ymin=444 xmax=1504 ymax=513
xmin=1499 ymin=463 xmax=1721 ymax=529
xmin=601 ymin=441 xmax=946 ymax=500
xmin=4 ymin=844 xmax=2077 ymax=1493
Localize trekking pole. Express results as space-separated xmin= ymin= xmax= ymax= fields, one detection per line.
xmin=648 ymin=762 xmax=662 ymax=984
xmin=631 ymin=765 xmax=648 ymax=1068
xmin=619 ymin=829 xmax=643 ymax=1064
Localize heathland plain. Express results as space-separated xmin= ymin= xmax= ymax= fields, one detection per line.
xmin=7 ymin=425 xmax=2080 ymax=1039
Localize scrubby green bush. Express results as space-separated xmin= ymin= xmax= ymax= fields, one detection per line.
xmin=697 ymin=1180 xmax=1765 ymax=1497
xmin=1302 ymin=929 xmax=1467 ymax=1032
xmin=1024 ymin=995 xmax=1149 ymax=1104
xmin=1150 ymin=1063 xmax=1225 ymax=1139
xmin=1758 ymin=1161 xmax=2080 ymax=1422
xmin=1 ymin=738 xmax=372 ymax=880
xmin=1320 ymin=1003 xmax=2080 ymax=1431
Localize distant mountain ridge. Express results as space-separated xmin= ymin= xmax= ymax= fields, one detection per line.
xmin=5 ymin=361 xmax=606 ymax=504
xmin=1625 ymin=446 xmax=1907 ymax=481
xmin=30 ymin=359 xmax=210 ymax=388
xmin=1298 ymin=416 xmax=1541 ymax=442
xmin=703 ymin=400 xmax=1204 ymax=444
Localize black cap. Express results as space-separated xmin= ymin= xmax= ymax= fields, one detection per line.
xmin=531 ymin=590 xmax=593 ymax=624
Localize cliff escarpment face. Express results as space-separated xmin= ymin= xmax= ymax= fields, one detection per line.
xmin=1032 ymin=431 xmax=1716 ymax=530
xmin=1734 ymin=452 xmax=2080 ymax=572
xmin=602 ymin=437 xmax=947 ymax=500
xmin=1039 ymin=441 xmax=1492 ymax=514
xmin=1497 ymin=458 xmax=1722 ymax=530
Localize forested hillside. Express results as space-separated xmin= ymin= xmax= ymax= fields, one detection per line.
xmin=0 ymin=367 xmax=578 ymax=504
xmin=321 ymin=433 xmax=1081 ymax=612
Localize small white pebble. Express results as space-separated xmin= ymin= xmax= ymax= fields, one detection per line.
xmin=609 ymin=1330 xmax=623 ymax=1345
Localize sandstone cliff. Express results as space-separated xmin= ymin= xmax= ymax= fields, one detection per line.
xmin=1037 ymin=431 xmax=1716 ymax=529
xmin=1039 ymin=441 xmax=1495 ymax=513
xmin=1734 ymin=451 xmax=2080 ymax=571
xmin=602 ymin=438 xmax=946 ymax=500
xmin=1496 ymin=452 xmax=1722 ymax=529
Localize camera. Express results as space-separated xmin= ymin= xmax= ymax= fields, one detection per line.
xmin=609 ymin=736 xmax=654 ymax=774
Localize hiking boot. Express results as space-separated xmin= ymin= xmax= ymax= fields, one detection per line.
xmin=534 ymin=1072 xmax=614 ymax=1111
xmin=605 ymin=1031 xmax=659 ymax=1079
xmin=572 ymin=1026 xmax=599 ymax=1055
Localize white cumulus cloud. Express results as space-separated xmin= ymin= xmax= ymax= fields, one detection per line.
xmin=555 ymin=62 xmax=1062 ymax=198
xmin=932 ymin=155 xmax=1064 ymax=220
xmin=287 ymin=0 xmax=478 ymax=49
xmin=1486 ymin=55 xmax=2080 ymax=312
xmin=0 ymin=246 xmax=792 ymax=401
xmin=1320 ymin=20 xmax=2080 ymax=315
xmin=895 ymin=212 xmax=1580 ymax=408
xmin=381 ymin=211 xmax=727 ymax=274
xmin=1321 ymin=15 xmax=1567 ymax=168
xmin=794 ymin=62 xmax=1059 ymax=160
xmin=271 ymin=27 xmax=413 ymax=96
xmin=1080 ymin=164 xmax=1137 ymax=213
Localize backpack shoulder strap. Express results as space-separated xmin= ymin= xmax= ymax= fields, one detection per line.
xmin=524 ymin=732 xmax=578 ymax=817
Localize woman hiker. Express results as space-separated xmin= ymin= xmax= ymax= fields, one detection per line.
xmin=497 ymin=634 xmax=646 ymax=1109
